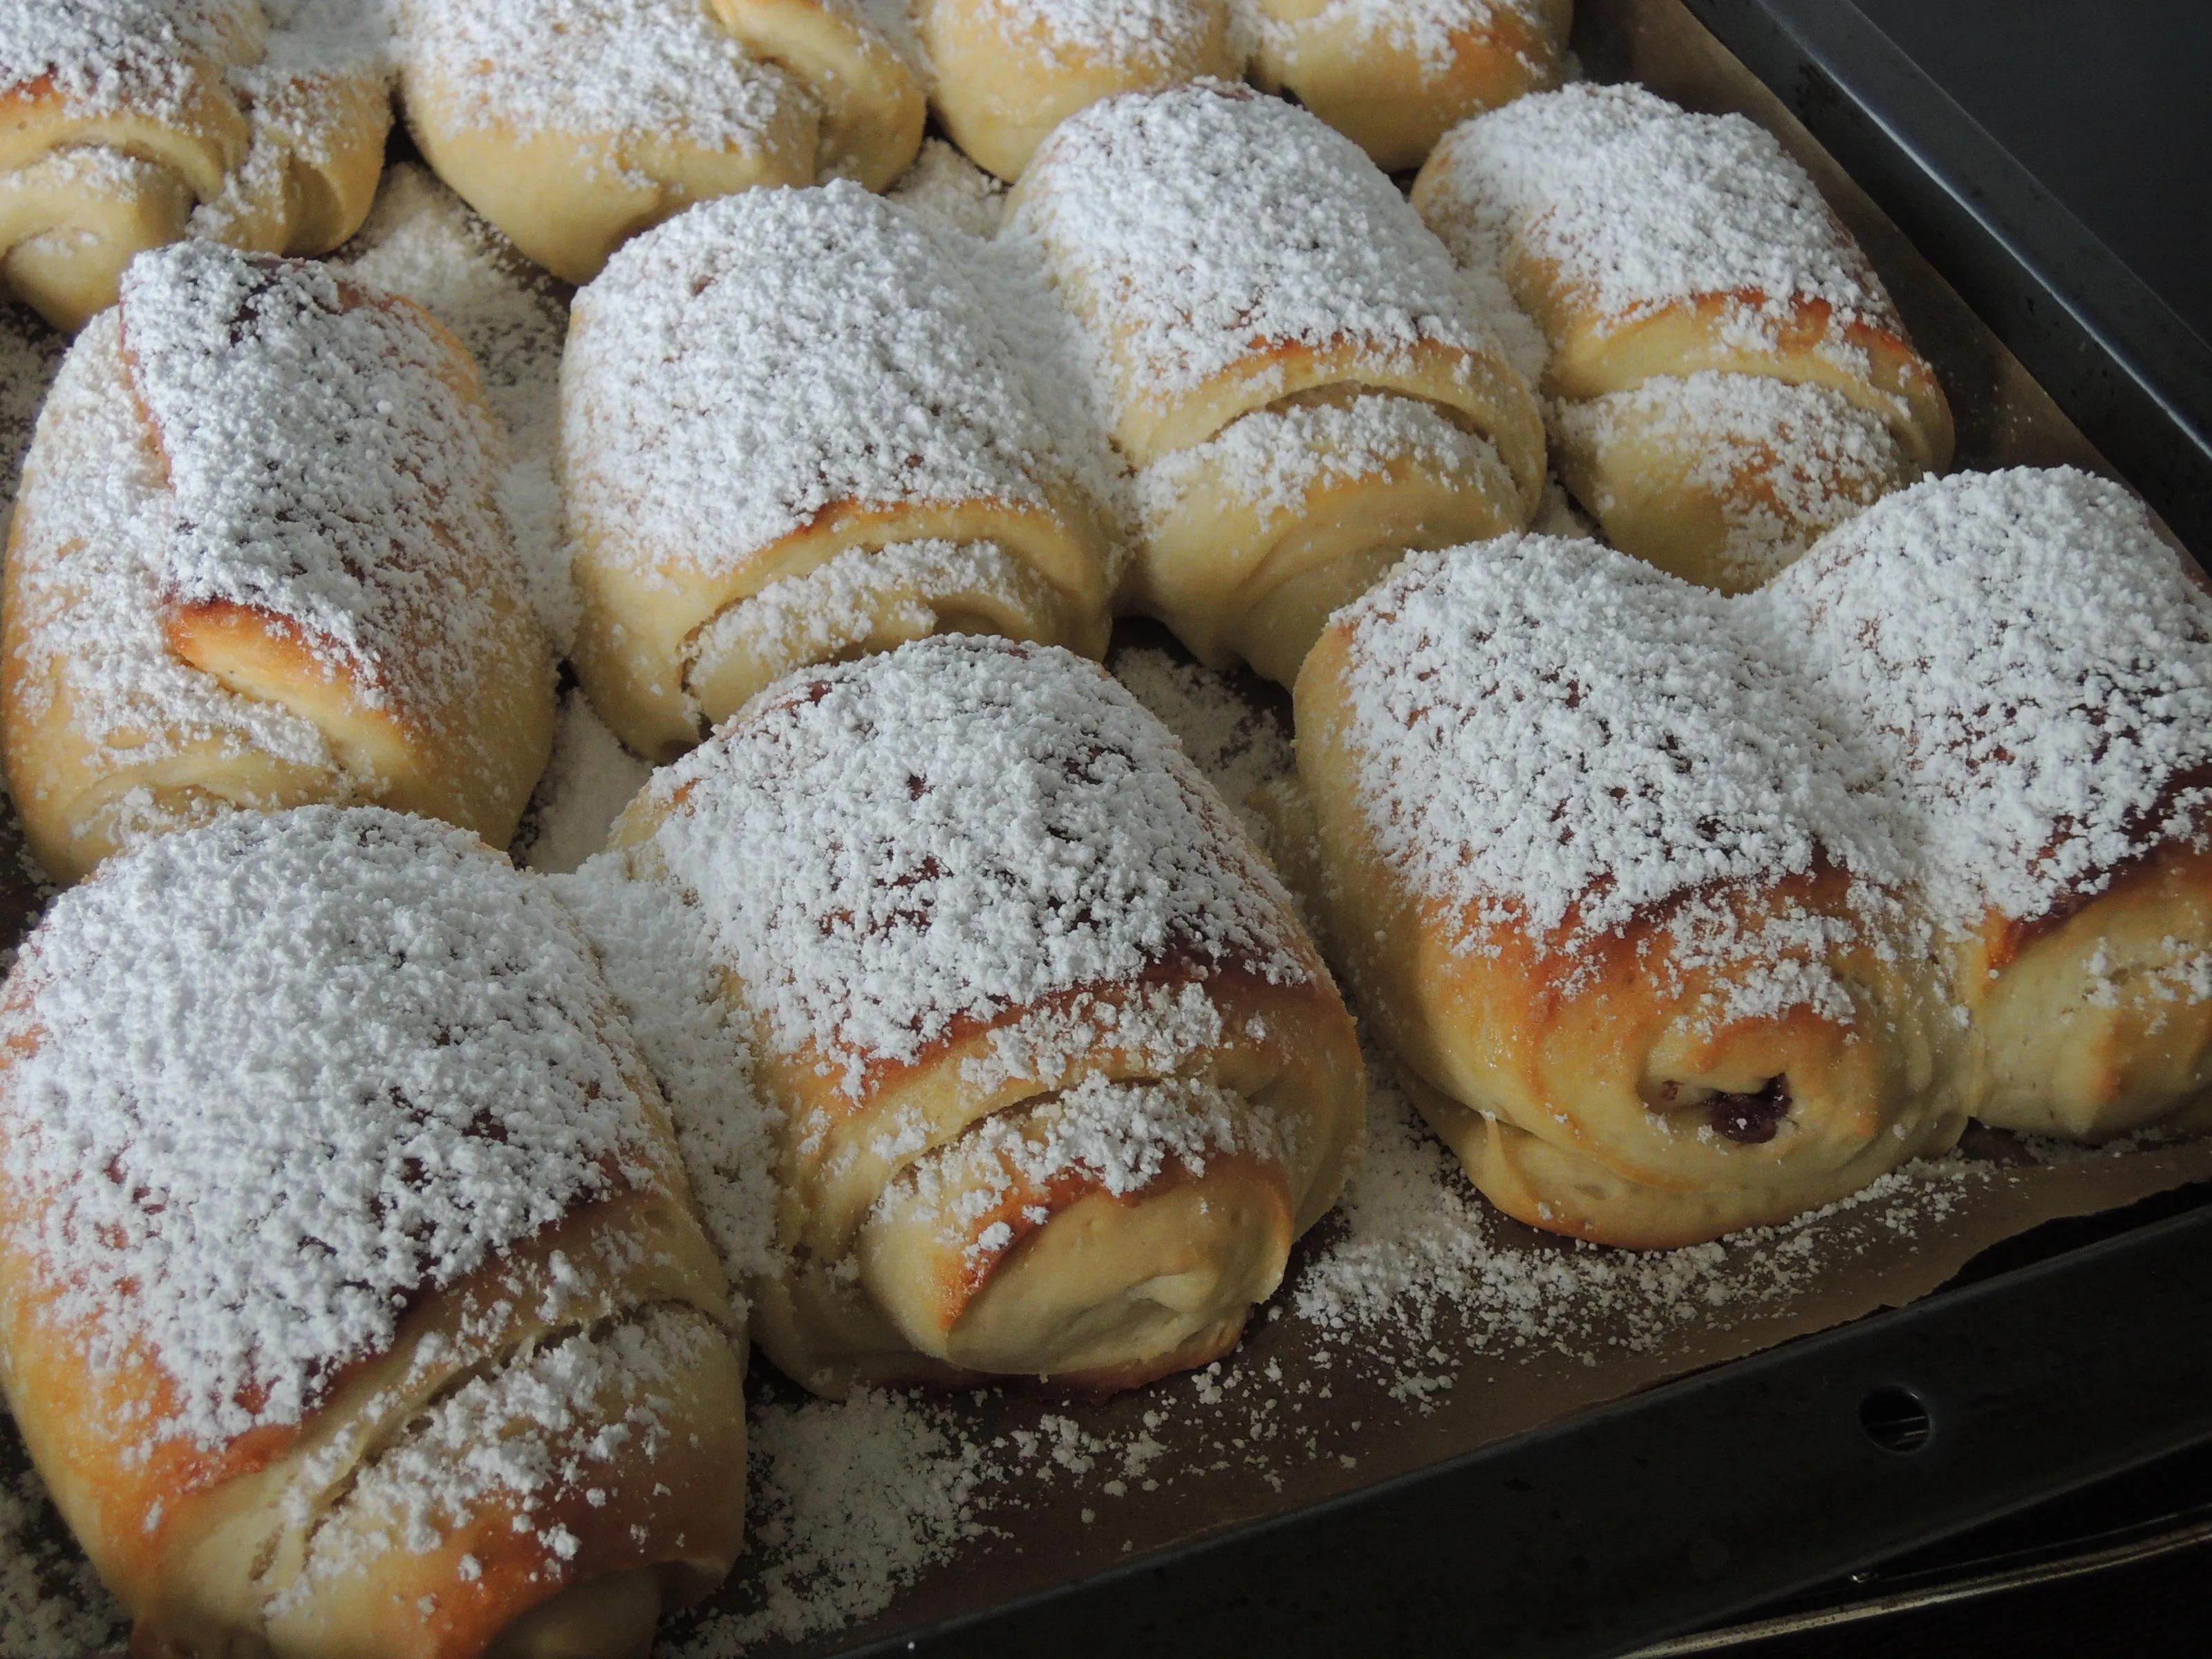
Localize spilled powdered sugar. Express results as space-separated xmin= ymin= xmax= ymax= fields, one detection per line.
xmin=1009 ymin=81 xmax=1508 ymax=417
xmin=886 ymin=137 xmax=1008 ymax=240
xmin=393 ymin=0 xmax=805 ymax=159
xmin=518 ymin=687 xmax=653 ymax=875
xmin=1768 ymin=467 xmax=2212 ymax=931
xmin=335 ymin=163 xmax=579 ymax=650
xmin=0 ymin=306 xmax=65 ymax=515
xmin=626 ymin=635 xmax=1312 ymax=1092
xmin=0 ymin=808 xmax=658 ymax=1450
xmin=1110 ymin=638 xmax=1293 ymax=838
xmin=563 ymin=184 xmax=1098 ymax=586
xmin=118 ymin=241 xmax=508 ymax=715
xmin=1427 ymin=82 xmax=1898 ymax=348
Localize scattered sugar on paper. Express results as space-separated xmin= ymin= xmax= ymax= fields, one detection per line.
xmin=0 ymin=1441 xmax=127 ymax=1658
xmin=518 ymin=688 xmax=653 ymax=873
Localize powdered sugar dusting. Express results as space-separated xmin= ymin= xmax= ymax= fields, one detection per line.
xmin=394 ymin=0 xmax=805 ymax=156
xmin=1769 ymin=467 xmax=2212 ymax=930
xmin=981 ymin=0 xmax=1226 ymax=70
xmin=0 ymin=0 xmax=259 ymax=122
xmin=1334 ymin=535 xmax=1891 ymax=944
xmin=518 ymin=688 xmax=653 ymax=876
xmin=886 ymin=137 xmax=1008 ymax=239
xmin=119 ymin=241 xmax=507 ymax=716
xmin=1253 ymin=0 xmax=1553 ymax=77
xmin=335 ymin=164 xmax=579 ymax=651
xmin=564 ymin=183 xmax=1094 ymax=586
xmin=0 ymin=807 xmax=659 ymax=1451
xmin=629 ymin=636 xmax=1313 ymax=1093
xmin=1429 ymin=82 xmax=1897 ymax=345
xmin=552 ymin=859 xmax=782 ymax=1295
xmin=1009 ymin=82 xmax=1509 ymax=414
xmin=9 ymin=309 xmax=339 ymax=782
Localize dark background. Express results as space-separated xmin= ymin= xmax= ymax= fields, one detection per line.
xmin=1853 ymin=0 xmax=2212 ymax=344
xmin=1729 ymin=5 xmax=2212 ymax=1653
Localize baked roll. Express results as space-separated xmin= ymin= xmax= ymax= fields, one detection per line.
xmin=917 ymin=0 xmax=1242 ymax=180
xmin=1772 ymin=468 xmax=2212 ymax=1141
xmin=0 ymin=807 xmax=745 ymax=1658
xmin=1287 ymin=534 xmax=1965 ymax=1248
xmin=1246 ymin=0 xmax=1571 ymax=174
xmin=603 ymin=635 xmax=1365 ymax=1394
xmin=0 ymin=0 xmax=390 ymax=332
xmin=1414 ymin=82 xmax=1950 ymax=589
xmin=562 ymin=184 xmax=1115 ymax=759
xmin=1 ymin=242 xmax=556 ymax=884
xmin=1008 ymin=83 xmax=1543 ymax=686
xmin=393 ymin=0 xmax=923 ymax=285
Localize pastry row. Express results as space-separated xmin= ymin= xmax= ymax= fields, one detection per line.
xmin=8 ymin=466 xmax=2211 ymax=1648
xmin=0 ymin=635 xmax=1365 ymax=1655
xmin=3 ymin=80 xmax=1957 ymax=882
xmin=0 ymin=0 xmax=1573 ymax=324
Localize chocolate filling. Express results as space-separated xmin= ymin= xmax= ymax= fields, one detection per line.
xmin=1708 ymin=1077 xmax=1791 ymax=1144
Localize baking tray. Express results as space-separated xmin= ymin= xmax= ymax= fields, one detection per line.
xmin=3 ymin=2 xmax=2210 ymax=1655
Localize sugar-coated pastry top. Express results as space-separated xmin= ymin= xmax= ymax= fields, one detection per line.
xmin=393 ymin=0 xmax=806 ymax=149
xmin=1427 ymin=82 xmax=1899 ymax=341
xmin=564 ymin=182 xmax=1097 ymax=579
xmin=0 ymin=807 xmax=662 ymax=1453
xmin=976 ymin=0 xmax=1230 ymax=70
xmin=1328 ymin=534 xmax=1886 ymax=946
xmin=0 ymin=0 xmax=258 ymax=117
xmin=625 ymin=635 xmax=1317 ymax=1093
xmin=1009 ymin=80 xmax=1511 ymax=409
xmin=1249 ymin=0 xmax=1558 ymax=71
xmin=1324 ymin=469 xmax=2212 ymax=955
xmin=0 ymin=0 xmax=385 ymax=120
xmin=119 ymin=241 xmax=507 ymax=715
xmin=1773 ymin=467 xmax=2212 ymax=930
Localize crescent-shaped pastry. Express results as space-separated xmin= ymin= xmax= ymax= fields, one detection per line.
xmin=0 ymin=0 xmax=390 ymax=331
xmin=1 ymin=242 xmax=556 ymax=883
xmin=1286 ymin=534 xmax=1966 ymax=1248
xmin=393 ymin=0 xmax=924 ymax=285
xmin=562 ymin=183 xmax=1115 ymax=759
xmin=1008 ymin=82 xmax=1542 ymax=686
xmin=1773 ymin=468 xmax=2212 ymax=1141
xmin=603 ymin=635 xmax=1365 ymax=1394
xmin=0 ymin=807 xmax=745 ymax=1658
xmin=1414 ymin=82 xmax=1949 ymax=586
xmin=1246 ymin=0 xmax=1571 ymax=173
